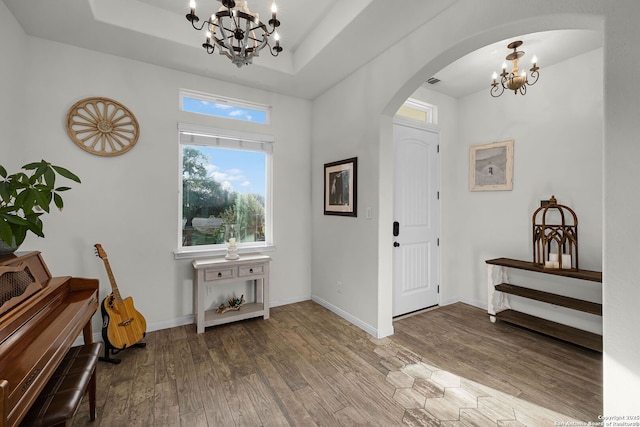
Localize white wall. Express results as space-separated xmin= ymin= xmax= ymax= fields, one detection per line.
xmin=2 ymin=27 xmax=312 ymax=335
xmin=310 ymin=77 xmax=382 ymax=335
xmin=401 ymin=48 xmax=604 ymax=333
xmin=3 ymin=0 xmax=640 ymax=415
xmin=311 ymin=0 xmax=606 ymax=336
xmin=450 ymin=48 xmax=603 ymax=332
xmin=602 ymin=1 xmax=640 ymax=413
xmin=310 ymin=0 xmax=640 ymax=414
xmin=0 ymin=1 xmax=26 ymax=166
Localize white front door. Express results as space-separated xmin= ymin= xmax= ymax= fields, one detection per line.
xmin=393 ymin=121 xmax=440 ymax=316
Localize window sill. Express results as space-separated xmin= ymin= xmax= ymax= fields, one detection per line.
xmin=173 ymin=245 xmax=276 ymax=260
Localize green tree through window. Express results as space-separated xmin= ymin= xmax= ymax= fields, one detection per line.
xmin=182 ymin=145 xmax=266 ymax=247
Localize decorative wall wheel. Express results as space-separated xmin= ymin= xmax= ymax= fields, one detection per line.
xmin=66 ymin=97 xmax=139 ymax=156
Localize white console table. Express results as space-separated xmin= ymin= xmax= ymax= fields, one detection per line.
xmin=192 ymin=254 xmax=271 ymax=334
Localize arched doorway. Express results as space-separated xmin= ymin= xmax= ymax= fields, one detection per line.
xmin=377 ymin=15 xmax=604 ymax=335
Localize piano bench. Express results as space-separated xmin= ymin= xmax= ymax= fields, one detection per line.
xmin=20 ymin=342 xmax=103 ymax=427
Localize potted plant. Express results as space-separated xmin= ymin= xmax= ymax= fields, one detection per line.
xmin=0 ymin=160 xmax=81 ymax=255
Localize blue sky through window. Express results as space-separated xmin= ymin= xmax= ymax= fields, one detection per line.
xmin=190 ymin=145 xmax=266 ymax=196
xmin=182 ymin=97 xmax=268 ymax=124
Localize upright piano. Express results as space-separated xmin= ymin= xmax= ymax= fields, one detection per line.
xmin=0 ymin=251 xmax=99 ymax=427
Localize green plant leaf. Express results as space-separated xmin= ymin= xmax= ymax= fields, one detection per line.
xmin=53 ymin=193 xmax=64 ymax=210
xmin=2 ymin=160 xmax=80 ymax=246
xmin=32 ymin=161 xmax=48 ymax=181
xmin=32 ymin=188 xmax=50 ymax=213
xmin=21 ymin=162 xmax=41 ymax=170
xmin=51 ymin=165 xmax=81 ymax=183
xmin=0 ymin=213 xmax=30 ymax=225
xmin=23 ymin=212 xmax=44 ymax=237
xmin=13 ymin=172 xmax=29 ymax=185
xmin=0 ymin=217 xmax=13 ymax=244
xmin=33 ymin=181 xmax=49 ymax=188
xmin=43 ymin=167 xmax=56 ymax=188
xmin=21 ymin=188 xmax=36 ymax=214
xmin=14 ymin=187 xmax=30 ymax=211
xmin=12 ymin=222 xmax=29 ymax=245
xmin=0 ymin=181 xmax=10 ymax=203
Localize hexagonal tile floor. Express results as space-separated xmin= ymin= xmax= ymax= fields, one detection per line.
xmin=369 ymin=337 xmax=586 ymax=426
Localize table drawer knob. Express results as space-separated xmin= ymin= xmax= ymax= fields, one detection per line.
xmin=218 ymin=272 xmax=222 ymax=278
xmin=249 ymin=268 xmax=253 ymax=273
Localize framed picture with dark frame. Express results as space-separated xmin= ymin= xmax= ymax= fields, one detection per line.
xmin=324 ymin=157 xmax=357 ymax=216
xmin=469 ymin=139 xmax=514 ymax=191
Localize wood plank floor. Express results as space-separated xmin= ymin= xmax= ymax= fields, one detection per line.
xmin=71 ymin=301 xmax=602 ymax=426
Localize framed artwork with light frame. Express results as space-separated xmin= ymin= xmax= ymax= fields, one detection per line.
xmin=469 ymin=139 xmax=514 ymax=191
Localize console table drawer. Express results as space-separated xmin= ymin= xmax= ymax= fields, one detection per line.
xmin=204 ymin=267 xmax=235 ymax=281
xmin=238 ymin=264 xmax=265 ymax=277
xmin=192 ymin=254 xmax=271 ymax=334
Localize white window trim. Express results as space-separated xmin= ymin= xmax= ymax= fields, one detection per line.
xmin=174 ymin=122 xmax=274 ymax=259
xmin=173 ymin=244 xmax=276 ymax=260
xmin=179 ymin=89 xmax=271 ymax=125
xmin=397 ymin=98 xmax=438 ymax=125
xmin=178 ymin=123 xmax=274 ymax=151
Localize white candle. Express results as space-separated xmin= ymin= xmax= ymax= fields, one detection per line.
xmin=561 ymin=254 xmax=572 ymax=269
xmin=549 ymin=253 xmax=559 ymax=262
xmin=229 ymin=237 xmax=236 ymax=245
xmin=545 ymin=260 xmax=560 ymax=269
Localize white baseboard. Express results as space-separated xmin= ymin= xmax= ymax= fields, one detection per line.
xmin=440 ymin=296 xmax=487 ymax=311
xmin=79 ymin=314 xmax=196 ymax=346
xmin=80 ymin=294 xmax=409 ymax=346
xmin=270 ymin=294 xmax=311 ymax=308
xmin=80 ymin=297 xmax=313 ymax=346
xmin=311 ymin=295 xmax=392 ymax=339
xmin=458 ymin=297 xmax=487 ymax=311
xmin=439 ymin=296 xmax=460 ymax=307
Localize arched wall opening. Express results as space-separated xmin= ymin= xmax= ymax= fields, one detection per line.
xmin=377 ymin=13 xmax=604 ymax=334
xmin=308 ymin=0 xmax=640 ymax=413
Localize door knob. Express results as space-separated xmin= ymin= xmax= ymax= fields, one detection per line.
xmin=393 ymin=242 xmax=400 ymax=247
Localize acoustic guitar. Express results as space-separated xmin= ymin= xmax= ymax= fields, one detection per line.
xmin=94 ymin=244 xmax=146 ymax=355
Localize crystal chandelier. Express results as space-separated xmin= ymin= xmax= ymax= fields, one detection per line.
xmin=186 ymin=0 xmax=282 ymax=68
xmin=490 ymin=41 xmax=539 ymax=97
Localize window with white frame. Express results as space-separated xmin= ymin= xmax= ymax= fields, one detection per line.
xmin=180 ymin=90 xmax=271 ymax=124
xmin=178 ymin=123 xmax=273 ymax=252
xmin=396 ymin=98 xmax=437 ymax=125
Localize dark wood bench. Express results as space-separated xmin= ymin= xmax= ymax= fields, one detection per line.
xmin=20 ymin=342 xmax=102 ymax=427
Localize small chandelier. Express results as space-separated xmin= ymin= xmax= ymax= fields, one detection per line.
xmin=490 ymin=40 xmax=539 ymax=97
xmin=186 ymin=0 xmax=282 ymax=68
